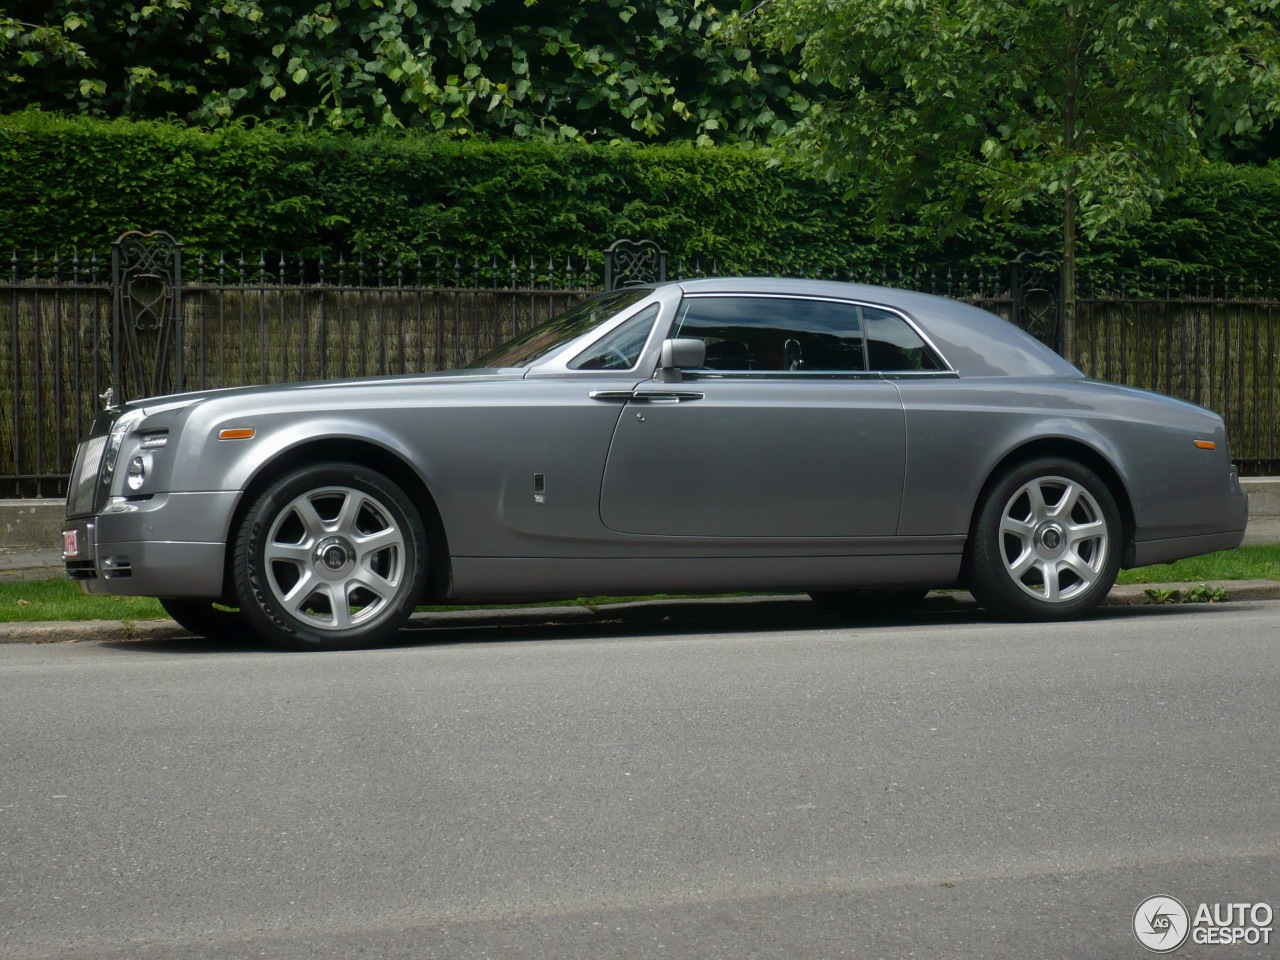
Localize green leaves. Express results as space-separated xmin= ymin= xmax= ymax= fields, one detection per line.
xmin=4 ymin=111 xmax=1280 ymax=284
xmin=0 ymin=1 xmax=814 ymax=144
xmin=749 ymin=0 xmax=1280 ymax=344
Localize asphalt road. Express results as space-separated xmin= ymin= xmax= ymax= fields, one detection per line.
xmin=2 ymin=598 xmax=1277 ymax=960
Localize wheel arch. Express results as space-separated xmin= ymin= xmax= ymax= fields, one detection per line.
xmin=221 ymin=437 xmax=452 ymax=603
xmin=966 ymin=436 xmax=1137 ymax=571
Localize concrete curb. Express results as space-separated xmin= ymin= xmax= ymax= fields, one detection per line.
xmin=2 ymin=580 xmax=1277 ymax=644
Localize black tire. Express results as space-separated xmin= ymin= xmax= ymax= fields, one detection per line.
xmin=232 ymin=462 xmax=428 ymax=650
xmin=159 ymin=598 xmax=248 ymax=642
xmin=966 ymin=457 xmax=1122 ymax=621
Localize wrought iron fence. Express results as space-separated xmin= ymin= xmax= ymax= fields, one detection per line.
xmin=1074 ymin=276 xmax=1280 ymax=476
xmin=2 ymin=244 xmax=1276 ymax=498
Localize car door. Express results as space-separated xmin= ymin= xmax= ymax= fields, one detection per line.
xmin=598 ymin=294 xmax=908 ymax=539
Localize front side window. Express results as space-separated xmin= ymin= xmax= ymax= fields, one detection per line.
xmin=570 ymin=305 xmax=660 ymax=370
xmin=673 ymin=296 xmax=866 ymax=372
xmin=471 ymin=288 xmax=651 ymax=369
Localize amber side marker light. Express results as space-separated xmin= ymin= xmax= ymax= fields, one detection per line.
xmin=218 ymin=428 xmax=256 ymax=441
xmin=1194 ymin=439 xmax=1217 ymax=450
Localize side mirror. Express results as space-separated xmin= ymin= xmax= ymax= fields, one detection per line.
xmin=659 ymin=338 xmax=706 ymax=371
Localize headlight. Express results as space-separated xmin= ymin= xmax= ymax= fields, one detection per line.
xmin=100 ymin=410 xmax=146 ymax=485
xmin=126 ymin=455 xmax=147 ymax=491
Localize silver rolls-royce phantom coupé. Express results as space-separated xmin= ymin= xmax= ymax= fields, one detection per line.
xmin=63 ymin=279 xmax=1248 ymax=649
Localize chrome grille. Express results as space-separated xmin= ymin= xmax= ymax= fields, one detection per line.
xmin=67 ymin=435 xmax=107 ymax=517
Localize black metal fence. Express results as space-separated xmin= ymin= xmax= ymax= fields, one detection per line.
xmin=1074 ymin=278 xmax=1280 ymax=477
xmin=3 ymin=245 xmax=1277 ymax=497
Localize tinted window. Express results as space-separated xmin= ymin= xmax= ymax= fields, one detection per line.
xmin=673 ymin=297 xmax=865 ymax=372
xmin=864 ymin=307 xmax=943 ymax=371
xmin=570 ymin=305 xmax=660 ymax=370
xmin=471 ymin=288 xmax=650 ymax=368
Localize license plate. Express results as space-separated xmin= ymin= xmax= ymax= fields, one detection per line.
xmin=62 ymin=529 xmax=79 ymax=559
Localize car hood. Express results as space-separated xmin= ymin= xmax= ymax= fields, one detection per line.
xmin=116 ymin=368 xmax=526 ymax=417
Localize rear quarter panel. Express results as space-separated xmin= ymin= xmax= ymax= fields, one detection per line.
xmin=895 ymin=377 xmax=1243 ymax=544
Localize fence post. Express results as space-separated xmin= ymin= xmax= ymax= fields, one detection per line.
xmin=110 ymin=230 xmax=184 ymax=403
xmin=603 ymin=239 xmax=667 ymax=290
xmin=1010 ymin=251 xmax=1064 ymax=354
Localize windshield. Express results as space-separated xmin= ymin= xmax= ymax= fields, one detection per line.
xmin=471 ymin=287 xmax=652 ymax=369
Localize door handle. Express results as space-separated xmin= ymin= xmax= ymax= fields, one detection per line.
xmin=631 ymin=392 xmax=704 ymax=404
xmin=588 ymin=391 xmax=704 ymax=404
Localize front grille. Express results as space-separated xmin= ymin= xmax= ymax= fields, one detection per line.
xmin=67 ymin=435 xmax=107 ymax=517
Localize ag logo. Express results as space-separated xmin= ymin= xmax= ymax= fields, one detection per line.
xmin=1134 ymin=895 xmax=1191 ymax=952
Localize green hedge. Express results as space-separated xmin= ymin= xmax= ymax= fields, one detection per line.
xmin=2 ymin=110 xmax=1279 ymax=279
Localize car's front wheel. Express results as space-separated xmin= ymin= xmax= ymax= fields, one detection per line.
xmin=232 ymin=463 xmax=427 ymax=650
xmin=967 ymin=457 xmax=1122 ymax=621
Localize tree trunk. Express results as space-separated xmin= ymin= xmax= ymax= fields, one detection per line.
xmin=1063 ymin=182 xmax=1077 ymax=363
xmin=1061 ymin=4 xmax=1079 ymax=364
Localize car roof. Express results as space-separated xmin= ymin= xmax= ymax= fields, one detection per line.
xmin=658 ymin=277 xmax=1080 ymax=378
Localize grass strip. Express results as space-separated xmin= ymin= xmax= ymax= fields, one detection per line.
xmin=0 ymin=578 xmax=165 ymax=622
xmin=1114 ymin=543 xmax=1280 ymax=584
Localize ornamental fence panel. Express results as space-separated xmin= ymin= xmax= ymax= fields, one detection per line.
xmin=1 ymin=244 xmax=1275 ymax=498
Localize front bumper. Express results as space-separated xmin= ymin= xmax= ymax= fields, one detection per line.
xmin=63 ymin=491 xmax=240 ymax=598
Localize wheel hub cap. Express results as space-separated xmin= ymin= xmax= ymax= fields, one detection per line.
xmin=314 ymin=536 xmax=356 ymax=580
xmin=1036 ymin=523 xmax=1065 ymax=556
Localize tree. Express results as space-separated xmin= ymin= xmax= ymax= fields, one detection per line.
xmin=1 ymin=11 xmax=91 ymax=80
xmin=745 ymin=0 xmax=1280 ymax=360
xmin=0 ymin=0 xmax=813 ymax=144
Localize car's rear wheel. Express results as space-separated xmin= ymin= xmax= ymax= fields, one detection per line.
xmin=967 ymin=457 xmax=1121 ymax=621
xmin=159 ymin=598 xmax=248 ymax=642
xmin=232 ymin=463 xmax=427 ymax=650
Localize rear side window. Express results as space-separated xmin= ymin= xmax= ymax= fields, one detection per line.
xmin=863 ymin=307 xmax=943 ymax=371
xmin=673 ymin=296 xmax=866 ymax=372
